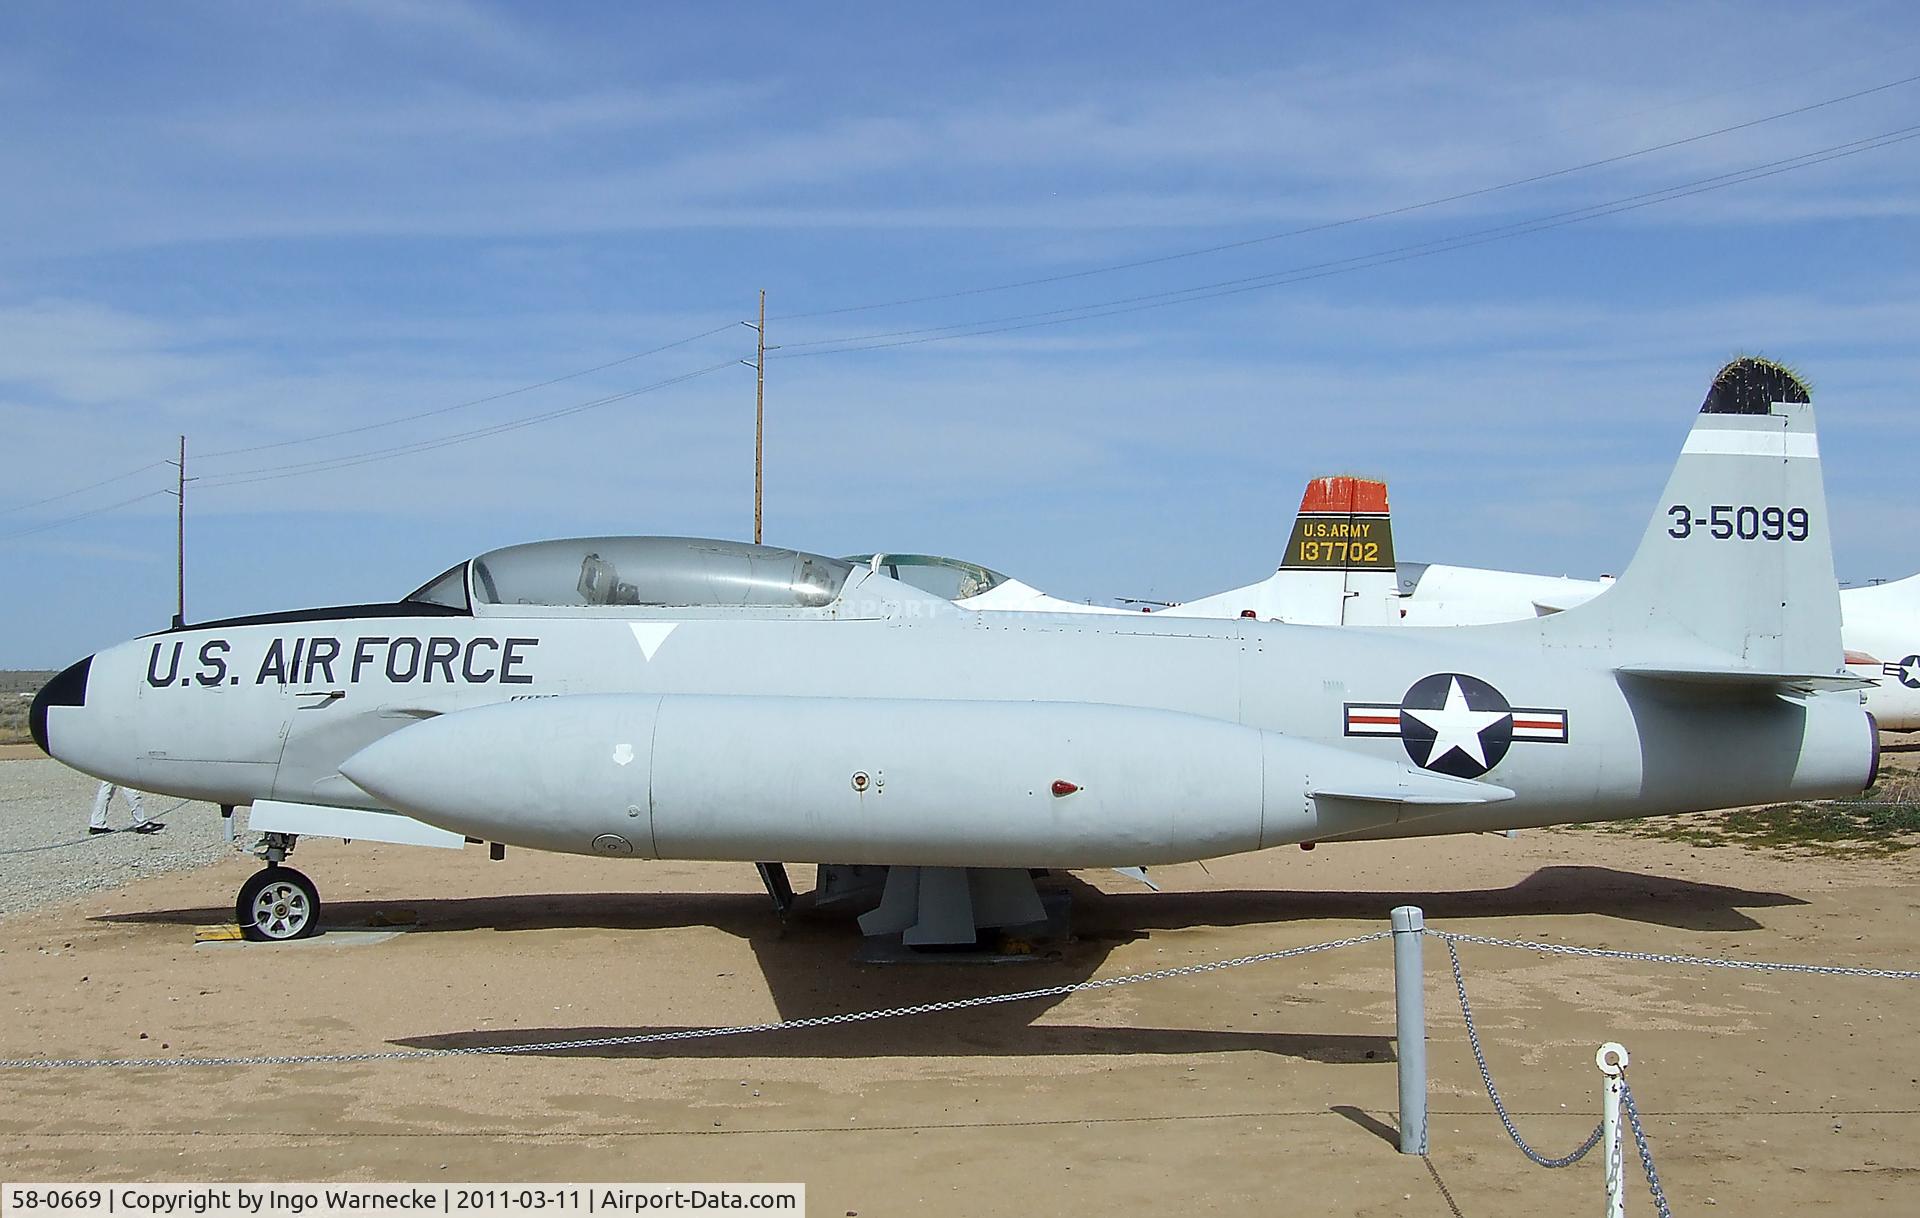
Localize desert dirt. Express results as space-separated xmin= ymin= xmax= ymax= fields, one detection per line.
xmin=0 ymin=671 xmax=53 ymax=747
xmin=2 ymin=809 xmax=1917 ymax=1215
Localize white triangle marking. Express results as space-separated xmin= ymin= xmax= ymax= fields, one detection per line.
xmin=629 ymin=622 xmax=679 ymax=662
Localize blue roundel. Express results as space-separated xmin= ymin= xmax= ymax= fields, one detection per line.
xmin=1397 ymin=673 xmax=1515 ymax=779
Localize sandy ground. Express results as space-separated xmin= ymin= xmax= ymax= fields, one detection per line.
xmin=2 ymin=811 xmax=1918 ymax=1215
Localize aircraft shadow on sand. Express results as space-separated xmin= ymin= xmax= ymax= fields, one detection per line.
xmin=93 ymin=862 xmax=1804 ymax=940
xmin=387 ymin=1022 xmax=1394 ymax=1063
xmin=1069 ymin=865 xmax=1807 ymax=935
xmin=95 ymin=864 xmax=1802 ymax=1062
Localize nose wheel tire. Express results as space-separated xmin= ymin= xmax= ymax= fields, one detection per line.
xmin=238 ymin=866 xmax=321 ymax=941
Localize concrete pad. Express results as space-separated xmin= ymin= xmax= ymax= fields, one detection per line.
xmin=193 ymin=927 xmax=413 ymax=949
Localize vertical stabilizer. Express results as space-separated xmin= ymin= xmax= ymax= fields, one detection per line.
xmin=1277 ymin=476 xmax=1400 ymax=626
xmin=1164 ymin=475 xmax=1399 ymax=623
xmin=1546 ymin=357 xmax=1844 ymax=676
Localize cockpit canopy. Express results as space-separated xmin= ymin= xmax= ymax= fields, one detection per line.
xmin=844 ymin=553 xmax=1008 ymax=602
xmin=405 ymin=537 xmax=856 ymax=612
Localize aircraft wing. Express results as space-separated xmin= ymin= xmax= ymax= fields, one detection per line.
xmin=1308 ymin=774 xmax=1515 ymax=806
xmin=1306 ymin=770 xmax=1516 ymax=844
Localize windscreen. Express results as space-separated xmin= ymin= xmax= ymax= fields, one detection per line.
xmin=472 ymin=537 xmax=854 ymax=608
xmin=848 ymin=553 xmax=1009 ymax=601
xmin=403 ymin=563 xmax=472 ymax=611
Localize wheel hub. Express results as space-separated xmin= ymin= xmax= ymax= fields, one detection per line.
xmin=251 ymin=880 xmax=311 ymax=939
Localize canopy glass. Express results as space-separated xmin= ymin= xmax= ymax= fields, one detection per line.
xmin=450 ymin=537 xmax=855 ymax=609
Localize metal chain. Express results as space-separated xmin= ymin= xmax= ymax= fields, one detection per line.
xmin=1431 ymin=928 xmax=1920 ymax=980
xmin=0 ymin=799 xmax=195 ymax=855
xmin=0 ymin=837 xmax=106 ymax=857
xmin=1444 ymin=938 xmax=1605 ymax=1167
xmin=0 ymin=930 xmax=1389 ymax=1071
xmin=1620 ymin=1073 xmax=1675 ymax=1218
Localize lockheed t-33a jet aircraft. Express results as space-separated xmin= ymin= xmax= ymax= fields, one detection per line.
xmin=32 ymin=358 xmax=1878 ymax=945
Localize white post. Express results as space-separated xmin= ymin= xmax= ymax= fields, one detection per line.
xmin=1597 ymin=1042 xmax=1630 ymax=1217
xmin=1391 ymin=905 xmax=1427 ymax=1154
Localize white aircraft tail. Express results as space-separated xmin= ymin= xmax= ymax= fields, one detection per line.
xmin=1533 ymin=357 xmax=1851 ymax=687
xmin=1277 ymin=476 xmax=1401 ymax=626
xmin=1166 ymin=475 xmax=1399 ymax=624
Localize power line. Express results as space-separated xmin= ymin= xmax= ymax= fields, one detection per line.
xmin=196 ymin=359 xmax=743 ymax=490
xmin=5 ymin=355 xmax=746 ymax=533
xmin=19 ymin=124 xmax=1901 ymax=522
xmin=199 ymin=320 xmax=743 ymax=459
xmin=1475 ymin=41 xmax=1920 ymax=155
xmin=772 ymin=69 xmax=1920 ymax=322
xmin=11 ymin=73 xmax=1917 ymax=524
xmin=774 ymin=124 xmax=1920 ymax=358
xmin=0 ymin=489 xmax=172 ymax=544
xmin=3 ymin=321 xmax=745 ymax=528
xmin=784 ymin=127 xmax=1920 ymax=355
xmin=0 ymin=461 xmax=168 ymax=516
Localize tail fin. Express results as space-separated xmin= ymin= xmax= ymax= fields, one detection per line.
xmin=1548 ymin=357 xmax=1849 ymax=684
xmin=1279 ymin=476 xmax=1400 ymax=626
xmin=1166 ymin=475 xmax=1399 ymax=624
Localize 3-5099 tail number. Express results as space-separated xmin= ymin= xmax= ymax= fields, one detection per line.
xmin=1667 ymin=504 xmax=1809 ymax=541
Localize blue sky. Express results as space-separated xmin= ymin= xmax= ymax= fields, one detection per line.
xmin=2 ymin=1 xmax=1917 ymax=667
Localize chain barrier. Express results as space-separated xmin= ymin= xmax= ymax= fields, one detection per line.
xmin=0 ymin=930 xmax=1389 ymax=1071
xmin=1432 ymin=918 xmax=1920 ymax=1214
xmin=0 ymin=836 xmax=106 ymax=857
xmin=1429 ymin=928 xmax=1920 ymax=980
xmin=1442 ymin=937 xmax=1605 ymax=1167
xmin=1620 ymin=1074 xmax=1675 ymax=1218
xmin=0 ymin=798 xmax=195 ymax=856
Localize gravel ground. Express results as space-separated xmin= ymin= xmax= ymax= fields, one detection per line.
xmin=0 ymin=758 xmax=241 ymax=917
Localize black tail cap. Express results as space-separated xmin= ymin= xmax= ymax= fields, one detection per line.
xmin=1701 ymin=356 xmax=1811 ymax=415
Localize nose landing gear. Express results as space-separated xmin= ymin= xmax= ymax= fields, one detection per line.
xmin=237 ymin=832 xmax=321 ymax=941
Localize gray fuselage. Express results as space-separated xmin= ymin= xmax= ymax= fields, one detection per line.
xmin=39 ymin=566 xmax=1872 ymax=868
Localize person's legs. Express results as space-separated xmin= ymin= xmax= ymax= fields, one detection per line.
xmin=90 ymin=783 xmax=113 ymax=832
xmin=125 ymin=788 xmax=165 ymax=833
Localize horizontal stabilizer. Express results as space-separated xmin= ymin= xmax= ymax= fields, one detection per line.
xmin=1616 ymin=664 xmax=1873 ymax=694
xmin=1308 ymin=775 xmax=1515 ymax=806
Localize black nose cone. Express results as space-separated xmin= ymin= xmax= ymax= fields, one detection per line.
xmin=30 ymin=655 xmax=91 ymax=754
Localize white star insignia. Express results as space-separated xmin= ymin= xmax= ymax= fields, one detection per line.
xmin=1402 ymin=677 xmax=1510 ymax=770
xmin=1901 ymin=658 xmax=1920 ymax=689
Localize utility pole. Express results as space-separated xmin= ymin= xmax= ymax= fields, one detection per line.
xmin=165 ymin=435 xmax=192 ymax=627
xmin=741 ymin=291 xmax=767 ymax=544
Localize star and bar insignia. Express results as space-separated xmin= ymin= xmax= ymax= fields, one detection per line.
xmin=1345 ymin=672 xmax=1568 ymax=779
xmin=1881 ymin=654 xmax=1920 ymax=690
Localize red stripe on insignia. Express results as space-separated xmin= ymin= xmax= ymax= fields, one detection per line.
xmin=1512 ymin=718 xmax=1562 ymax=730
xmin=1348 ymin=714 xmax=1400 ymax=725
